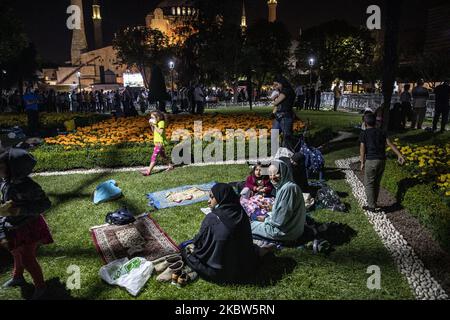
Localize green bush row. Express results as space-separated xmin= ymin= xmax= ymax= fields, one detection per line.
xmin=382 ymin=160 xmax=450 ymax=253
xmin=31 ymin=127 xmax=335 ymax=172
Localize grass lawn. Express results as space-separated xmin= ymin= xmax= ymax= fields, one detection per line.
xmin=0 ymin=155 xmax=414 ymax=300
xmin=0 ymin=110 xmax=416 ymax=300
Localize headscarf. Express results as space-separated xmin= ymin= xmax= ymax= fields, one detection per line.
xmin=0 ymin=148 xmax=37 ymax=181
xmin=270 ymin=158 xmax=294 ymax=190
xmin=211 ymin=183 xmax=243 ymax=229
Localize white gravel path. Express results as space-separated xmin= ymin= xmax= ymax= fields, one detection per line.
xmin=31 ymin=158 xmax=272 ymax=177
xmin=336 ymin=157 xmax=448 ymax=300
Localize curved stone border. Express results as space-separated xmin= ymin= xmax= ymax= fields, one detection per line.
xmin=336 ymin=157 xmax=448 ymax=300
xmin=31 ymin=158 xmax=272 ymax=177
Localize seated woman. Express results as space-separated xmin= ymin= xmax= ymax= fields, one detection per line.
xmin=240 ymin=163 xmax=274 ymax=221
xmin=182 ymin=183 xmax=258 ymax=285
xmin=290 ymin=152 xmax=309 ymax=193
xmin=251 ymin=159 xmax=306 ymax=242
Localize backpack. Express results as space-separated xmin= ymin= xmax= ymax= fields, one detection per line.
xmin=315 ymin=185 xmax=347 ymax=212
xmin=300 ymin=144 xmax=324 ymax=176
xmin=105 ymin=208 xmax=135 ymax=226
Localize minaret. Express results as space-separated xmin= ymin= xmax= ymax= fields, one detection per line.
xmin=268 ymin=0 xmax=277 ymax=23
xmin=92 ymin=0 xmax=103 ymax=49
xmin=241 ymin=1 xmax=247 ymax=32
xmin=71 ymin=0 xmax=88 ymax=65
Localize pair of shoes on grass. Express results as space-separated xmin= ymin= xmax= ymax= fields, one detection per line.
xmin=171 ymin=266 xmax=198 ymax=288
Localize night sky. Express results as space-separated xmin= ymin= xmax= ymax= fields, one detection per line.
xmin=11 ymin=0 xmax=447 ymax=65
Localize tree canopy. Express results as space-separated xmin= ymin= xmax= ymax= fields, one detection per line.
xmin=296 ymin=20 xmax=375 ymax=88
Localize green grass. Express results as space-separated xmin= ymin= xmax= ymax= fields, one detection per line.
xmin=0 ymin=109 xmax=415 ymax=300
xmin=0 ymin=156 xmax=413 ymax=300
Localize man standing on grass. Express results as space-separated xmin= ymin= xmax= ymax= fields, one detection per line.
xmin=432 ymin=80 xmax=450 ymax=133
xmin=360 ymin=113 xmax=405 ymax=212
xmin=411 ymin=79 xmax=430 ymax=130
xmin=23 ymin=87 xmax=39 ymax=137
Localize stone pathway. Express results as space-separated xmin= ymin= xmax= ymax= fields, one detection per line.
xmin=336 ymin=157 xmax=449 ymax=300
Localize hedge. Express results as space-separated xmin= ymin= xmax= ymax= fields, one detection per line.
xmin=31 ymin=127 xmax=336 ymax=172
xmin=382 ymin=160 xmax=450 ymax=253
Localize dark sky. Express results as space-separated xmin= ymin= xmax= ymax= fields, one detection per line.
xmin=11 ymin=0 xmax=447 ymax=65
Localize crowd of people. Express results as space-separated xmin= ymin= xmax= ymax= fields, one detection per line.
xmin=386 ymin=79 xmax=450 ymax=132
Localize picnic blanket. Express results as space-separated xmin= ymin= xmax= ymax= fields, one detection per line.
xmin=90 ymin=214 xmax=179 ymax=264
xmin=147 ymin=182 xmax=216 ymax=209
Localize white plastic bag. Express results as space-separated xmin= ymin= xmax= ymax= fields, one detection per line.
xmin=99 ymin=257 xmax=154 ymax=296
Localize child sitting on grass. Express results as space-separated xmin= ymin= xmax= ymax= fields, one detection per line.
xmin=0 ymin=148 xmax=52 ymax=300
xmin=360 ymin=113 xmax=405 ymax=212
xmin=242 ymin=162 xmax=273 ymax=197
xmin=240 ymin=163 xmax=274 ymax=222
xmin=141 ymin=111 xmax=174 ymax=176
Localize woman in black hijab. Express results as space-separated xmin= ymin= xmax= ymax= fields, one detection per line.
xmin=182 ymin=183 xmax=258 ymax=284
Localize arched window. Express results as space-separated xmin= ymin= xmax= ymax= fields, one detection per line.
xmin=171 ymin=7 xmax=176 ymax=15
xmin=182 ymin=7 xmax=186 ymax=15
xmin=187 ymin=7 xmax=191 ymax=15
xmin=177 ymin=7 xmax=181 ymax=15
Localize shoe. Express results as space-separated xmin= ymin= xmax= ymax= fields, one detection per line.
xmin=31 ymin=287 xmax=47 ymax=300
xmin=150 ymin=253 xmax=180 ymax=266
xmin=177 ymin=272 xmax=188 ymax=288
xmin=181 ymin=265 xmax=198 ymax=283
xmin=154 ymin=255 xmax=182 ymax=273
xmin=171 ymin=269 xmax=183 ymax=285
xmin=2 ymin=276 xmax=27 ymax=288
xmin=156 ymin=261 xmax=184 ymax=282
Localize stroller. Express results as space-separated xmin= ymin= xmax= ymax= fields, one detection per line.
xmin=290 ymin=126 xmax=325 ymax=182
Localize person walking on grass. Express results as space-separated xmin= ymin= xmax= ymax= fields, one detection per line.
xmin=141 ymin=111 xmax=174 ymax=176
xmin=359 ymin=113 xmax=405 ymax=213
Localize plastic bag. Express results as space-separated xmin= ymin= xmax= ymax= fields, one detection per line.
xmin=99 ymin=257 xmax=154 ymax=296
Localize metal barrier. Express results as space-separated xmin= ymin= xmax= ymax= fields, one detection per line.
xmin=321 ymin=92 xmax=442 ymax=117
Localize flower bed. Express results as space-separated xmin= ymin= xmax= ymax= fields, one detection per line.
xmin=44 ymin=114 xmax=305 ymax=149
xmin=389 ymin=139 xmax=450 ymax=198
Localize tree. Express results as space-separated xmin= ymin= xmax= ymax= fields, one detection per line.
xmin=243 ymin=20 xmax=292 ymax=95
xmin=381 ymin=0 xmax=403 ymax=131
xmin=296 ymin=20 xmax=375 ymax=88
xmin=113 ymin=26 xmax=170 ymax=88
xmin=0 ymin=0 xmax=27 ymax=66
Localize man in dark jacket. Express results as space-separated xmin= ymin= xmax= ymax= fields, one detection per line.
xmin=433 ymin=80 xmax=450 ymax=133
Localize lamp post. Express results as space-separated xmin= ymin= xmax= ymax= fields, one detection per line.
xmin=308 ymin=58 xmax=315 ymax=88
xmin=76 ymin=71 xmax=81 ymax=94
xmin=169 ymin=61 xmax=175 ymax=107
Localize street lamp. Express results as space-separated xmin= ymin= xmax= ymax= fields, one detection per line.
xmin=76 ymin=71 xmax=81 ymax=94
xmin=169 ymin=61 xmax=175 ymax=107
xmin=308 ymin=57 xmax=315 ymax=88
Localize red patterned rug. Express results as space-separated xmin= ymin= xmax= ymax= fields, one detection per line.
xmin=90 ymin=214 xmax=179 ymax=264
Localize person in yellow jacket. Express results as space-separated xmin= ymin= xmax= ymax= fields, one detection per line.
xmin=141 ymin=111 xmax=174 ymax=176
